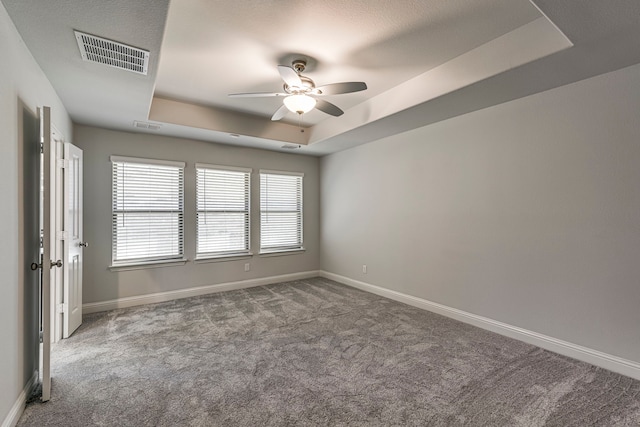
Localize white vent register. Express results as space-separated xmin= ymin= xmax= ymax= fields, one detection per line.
xmin=74 ymin=31 xmax=149 ymax=75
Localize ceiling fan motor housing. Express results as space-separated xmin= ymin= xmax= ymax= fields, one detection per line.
xmin=284 ymin=75 xmax=315 ymax=94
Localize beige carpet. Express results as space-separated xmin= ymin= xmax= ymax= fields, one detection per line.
xmin=19 ymin=277 xmax=640 ymax=426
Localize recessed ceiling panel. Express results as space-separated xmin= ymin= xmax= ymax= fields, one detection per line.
xmin=154 ymin=0 xmax=542 ymax=124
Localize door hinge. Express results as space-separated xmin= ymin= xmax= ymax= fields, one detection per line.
xmin=57 ymin=159 xmax=69 ymax=169
xmin=56 ymin=303 xmax=67 ymax=314
xmin=40 ymin=143 xmax=43 ymax=154
xmin=57 ymin=230 xmax=69 ymax=240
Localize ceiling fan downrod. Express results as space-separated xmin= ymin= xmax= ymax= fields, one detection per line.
xmin=292 ymin=59 xmax=307 ymax=74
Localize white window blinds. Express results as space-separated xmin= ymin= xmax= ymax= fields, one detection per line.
xmin=260 ymin=171 xmax=303 ymax=252
xmin=196 ymin=165 xmax=251 ymax=258
xmin=111 ymin=156 xmax=184 ymax=265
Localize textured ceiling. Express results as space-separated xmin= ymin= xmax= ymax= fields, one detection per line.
xmin=1 ymin=0 xmax=168 ymax=131
xmin=3 ymin=1 xmax=640 ymax=155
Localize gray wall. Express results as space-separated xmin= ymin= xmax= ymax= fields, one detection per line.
xmin=320 ymin=62 xmax=640 ymax=364
xmin=0 ymin=2 xmax=73 ymax=422
xmin=74 ymin=126 xmax=320 ymax=304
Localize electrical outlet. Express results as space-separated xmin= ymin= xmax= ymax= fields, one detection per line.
xmin=244 ymin=263 xmax=250 ymax=272
xmin=362 ymin=265 xmax=367 ymax=274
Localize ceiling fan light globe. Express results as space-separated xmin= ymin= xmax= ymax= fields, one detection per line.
xmin=284 ymin=94 xmax=316 ymax=114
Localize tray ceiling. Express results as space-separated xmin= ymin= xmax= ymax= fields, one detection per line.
xmin=3 ymin=0 xmax=640 ymax=155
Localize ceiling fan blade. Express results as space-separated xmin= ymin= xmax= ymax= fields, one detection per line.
xmin=314 ymin=82 xmax=367 ymax=95
xmin=228 ymin=92 xmax=287 ymax=98
xmin=315 ymin=99 xmax=344 ymax=117
xmin=277 ymin=65 xmax=303 ymax=88
xmin=271 ymin=104 xmax=289 ymax=121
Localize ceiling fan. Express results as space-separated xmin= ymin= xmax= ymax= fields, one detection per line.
xmin=229 ymin=60 xmax=367 ymax=121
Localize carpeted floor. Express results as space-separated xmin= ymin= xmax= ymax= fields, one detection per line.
xmin=19 ymin=277 xmax=640 ymax=426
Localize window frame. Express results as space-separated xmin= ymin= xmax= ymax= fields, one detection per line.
xmin=259 ymin=169 xmax=304 ymax=254
xmin=110 ymin=155 xmax=186 ymax=267
xmin=195 ymin=163 xmax=252 ymax=260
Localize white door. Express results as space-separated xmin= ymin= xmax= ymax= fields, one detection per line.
xmin=63 ymin=143 xmax=84 ymax=337
xmin=23 ymin=102 xmax=41 ymax=404
xmin=40 ymin=106 xmax=61 ymax=402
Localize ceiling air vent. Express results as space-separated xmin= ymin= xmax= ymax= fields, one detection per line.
xmin=74 ymin=31 xmax=149 ymax=75
xmin=133 ymin=121 xmax=161 ymax=131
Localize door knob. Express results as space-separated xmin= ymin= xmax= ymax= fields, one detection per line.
xmin=50 ymin=259 xmax=63 ymax=269
xmin=30 ymin=262 xmax=41 ymax=271
xmin=79 ymin=241 xmax=89 ymax=248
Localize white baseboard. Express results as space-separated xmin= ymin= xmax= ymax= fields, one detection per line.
xmin=2 ymin=370 xmax=38 ymax=427
xmin=320 ymin=271 xmax=640 ymax=381
xmin=83 ymin=270 xmax=321 ymax=314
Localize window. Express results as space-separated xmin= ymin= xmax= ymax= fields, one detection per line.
xmin=260 ymin=170 xmax=303 ymax=253
xmin=196 ymin=164 xmax=251 ymax=258
xmin=111 ymin=156 xmax=185 ymax=265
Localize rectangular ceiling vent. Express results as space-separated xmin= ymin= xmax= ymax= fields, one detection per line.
xmin=133 ymin=121 xmax=161 ymax=131
xmin=74 ymin=31 xmax=149 ymax=75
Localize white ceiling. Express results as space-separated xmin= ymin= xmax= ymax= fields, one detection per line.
xmin=3 ymin=1 xmax=640 ymax=156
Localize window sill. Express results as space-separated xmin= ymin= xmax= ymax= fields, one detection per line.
xmin=259 ymin=248 xmax=306 ymax=257
xmin=109 ymin=258 xmax=188 ymax=271
xmin=194 ymin=253 xmax=253 ymax=264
